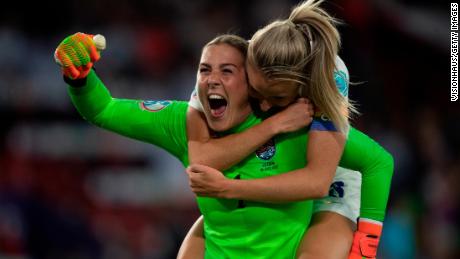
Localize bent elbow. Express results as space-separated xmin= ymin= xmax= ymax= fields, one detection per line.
xmin=307 ymin=182 xmax=330 ymax=199
xmin=189 ymin=156 xmax=226 ymax=171
xmin=188 ymin=156 xmax=207 ymax=166
xmin=299 ymin=169 xmax=333 ymax=199
xmin=388 ymin=153 xmax=395 ymax=174
xmin=382 ymin=150 xmax=395 ymax=177
xmin=316 ymin=184 xmax=330 ymax=198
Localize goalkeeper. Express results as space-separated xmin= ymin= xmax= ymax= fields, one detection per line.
xmin=56 ymin=32 xmax=317 ymax=258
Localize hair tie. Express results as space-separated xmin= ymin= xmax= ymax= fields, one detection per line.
xmin=295 ymin=23 xmax=314 ymax=50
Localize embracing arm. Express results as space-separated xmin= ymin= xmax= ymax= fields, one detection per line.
xmin=228 ymin=130 xmax=344 ymax=201
xmin=187 ymin=99 xmax=313 ymax=171
xmin=187 ymin=107 xmax=277 ymax=170
xmin=188 ymin=130 xmax=345 ymax=202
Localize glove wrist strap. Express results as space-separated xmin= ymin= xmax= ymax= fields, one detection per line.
xmin=64 ymin=75 xmax=88 ymax=88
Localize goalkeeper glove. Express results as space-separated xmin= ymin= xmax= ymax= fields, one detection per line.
xmin=54 ymin=32 xmax=105 ymax=79
xmin=348 ymin=218 xmax=383 ymax=259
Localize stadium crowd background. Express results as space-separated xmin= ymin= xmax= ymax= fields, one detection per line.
xmin=0 ymin=0 xmax=457 ymax=258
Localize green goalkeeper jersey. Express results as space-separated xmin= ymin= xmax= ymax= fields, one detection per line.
xmin=68 ymin=70 xmax=313 ymax=258
xmin=67 ymin=70 xmax=393 ymax=258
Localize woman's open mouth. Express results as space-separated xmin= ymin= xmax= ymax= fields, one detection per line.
xmin=208 ymin=94 xmax=227 ymax=118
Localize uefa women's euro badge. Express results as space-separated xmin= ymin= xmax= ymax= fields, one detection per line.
xmin=140 ymin=100 xmax=172 ymax=112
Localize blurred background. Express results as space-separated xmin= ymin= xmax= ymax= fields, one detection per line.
xmin=0 ymin=0 xmax=457 ymax=258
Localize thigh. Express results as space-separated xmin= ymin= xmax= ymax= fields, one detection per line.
xmin=177 ymin=215 xmax=205 ymax=259
xmin=296 ymin=211 xmax=355 ymax=259
xmin=297 ymin=167 xmax=361 ymax=259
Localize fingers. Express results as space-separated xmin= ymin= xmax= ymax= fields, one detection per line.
xmin=55 ymin=32 xmax=104 ymax=78
xmin=78 ymin=62 xmax=93 ymax=79
xmin=294 ymin=98 xmax=314 ymax=114
xmin=296 ymin=98 xmax=313 ymax=106
xmin=55 ymin=48 xmax=77 ymax=67
xmin=186 ymin=168 xmax=201 ymax=185
xmin=62 ymin=63 xmax=93 ymax=80
xmin=55 ymin=49 xmax=78 ymax=78
xmin=306 ymin=102 xmax=314 ymax=116
xmin=186 ymin=170 xmax=209 ymax=196
xmin=80 ymin=33 xmax=100 ymax=62
xmin=72 ymin=40 xmax=91 ymax=66
xmin=188 ymin=164 xmax=213 ymax=173
xmin=88 ymin=44 xmax=100 ymax=62
xmin=62 ymin=66 xmax=80 ymax=80
xmin=186 ymin=166 xmax=200 ymax=175
xmin=296 ymin=98 xmax=308 ymax=104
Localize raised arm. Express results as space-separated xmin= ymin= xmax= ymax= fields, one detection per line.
xmin=56 ymin=33 xmax=188 ymax=159
xmin=187 ymin=98 xmax=314 ymax=170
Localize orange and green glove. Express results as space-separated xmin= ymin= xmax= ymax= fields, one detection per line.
xmin=348 ymin=218 xmax=383 ymax=259
xmin=54 ymin=32 xmax=105 ymax=79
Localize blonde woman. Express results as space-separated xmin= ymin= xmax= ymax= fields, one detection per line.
xmin=181 ymin=1 xmax=393 ymax=258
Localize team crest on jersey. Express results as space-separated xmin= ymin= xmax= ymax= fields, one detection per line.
xmin=140 ymin=100 xmax=171 ymax=112
xmin=255 ymin=139 xmax=276 ymax=160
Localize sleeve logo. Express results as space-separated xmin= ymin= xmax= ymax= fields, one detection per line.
xmin=140 ymin=100 xmax=172 ymax=112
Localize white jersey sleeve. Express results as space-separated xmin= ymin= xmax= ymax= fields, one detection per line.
xmin=188 ymin=83 xmax=204 ymax=111
xmin=334 ymin=56 xmax=349 ymax=98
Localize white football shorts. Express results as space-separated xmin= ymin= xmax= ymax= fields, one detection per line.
xmin=313 ymin=167 xmax=361 ymax=223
